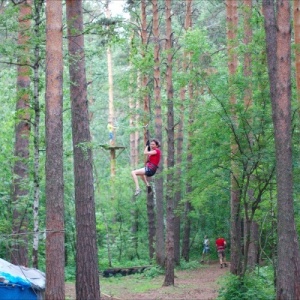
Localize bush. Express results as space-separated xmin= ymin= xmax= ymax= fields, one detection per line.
xmin=217 ymin=266 xmax=275 ymax=300
xmin=65 ymin=265 xmax=76 ymax=282
xmin=177 ymin=260 xmax=202 ymax=270
xmin=142 ymin=266 xmax=165 ymax=278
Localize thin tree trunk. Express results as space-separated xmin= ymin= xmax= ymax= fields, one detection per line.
xmin=247 ymin=221 xmax=258 ymax=269
xmin=140 ymin=0 xmax=156 ymax=260
xmin=32 ymin=0 xmax=42 ymax=270
xmin=242 ymin=0 xmax=257 ymax=274
xmin=163 ymin=0 xmax=175 ymax=286
xmin=11 ymin=0 xmax=32 ymax=268
xmin=129 ymin=15 xmax=139 ymax=258
xmin=226 ymin=0 xmax=242 ymax=275
xmin=66 ymin=1 xmax=100 ymax=299
xmin=173 ymin=0 xmax=193 ymax=266
xmin=45 ymin=0 xmax=65 ymax=298
xmin=181 ymin=168 xmax=192 ymax=261
xmin=181 ymin=86 xmax=194 ymax=262
xmin=181 ymin=2 xmax=193 ymax=263
xmin=152 ymin=0 xmax=165 ymax=267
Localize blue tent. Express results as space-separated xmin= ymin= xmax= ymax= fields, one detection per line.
xmin=0 ymin=258 xmax=45 ymax=300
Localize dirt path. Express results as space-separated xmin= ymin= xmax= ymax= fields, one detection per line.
xmin=66 ymin=262 xmax=229 ymax=300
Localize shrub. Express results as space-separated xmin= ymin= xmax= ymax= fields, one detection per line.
xmin=217 ymin=266 xmax=275 ymax=300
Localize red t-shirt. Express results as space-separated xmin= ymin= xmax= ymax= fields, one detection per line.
xmin=148 ymin=148 xmax=161 ymax=167
xmin=216 ymin=238 xmax=226 ymax=251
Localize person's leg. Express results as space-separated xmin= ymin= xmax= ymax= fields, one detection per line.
xmin=223 ymin=252 xmax=227 ymax=267
xmin=131 ymin=168 xmax=146 ymax=193
xmin=141 ymin=174 xmax=150 ymax=187
xmin=201 ymin=249 xmax=205 ymax=263
xmin=218 ymin=251 xmax=223 ymax=268
xmin=207 ymin=249 xmax=210 ymax=264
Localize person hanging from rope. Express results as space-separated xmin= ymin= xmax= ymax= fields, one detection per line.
xmin=131 ymin=139 xmax=161 ymax=196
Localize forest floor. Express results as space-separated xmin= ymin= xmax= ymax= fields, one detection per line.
xmin=65 ymin=261 xmax=229 ymax=300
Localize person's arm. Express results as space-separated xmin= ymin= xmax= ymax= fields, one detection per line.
xmin=144 ymin=147 xmax=157 ymax=155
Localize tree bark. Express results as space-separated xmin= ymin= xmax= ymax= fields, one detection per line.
xmin=163 ymin=0 xmax=175 ymax=286
xmin=129 ymin=12 xmax=139 ymax=259
xmin=140 ymin=0 xmax=156 ymax=261
xmin=66 ymin=1 xmax=100 ymax=299
xmin=247 ymin=221 xmax=258 ymax=269
xmin=275 ymin=1 xmax=300 ymax=298
xmin=11 ymin=0 xmax=32 ymax=268
xmin=32 ymin=0 xmax=42 ymax=270
xmin=173 ymin=0 xmax=192 ymax=266
xmin=263 ymin=0 xmax=300 ymax=298
xmin=226 ymin=0 xmax=242 ymax=275
xmin=152 ymin=0 xmax=165 ymax=267
xmin=294 ymin=0 xmax=300 ymax=108
xmin=45 ymin=0 xmax=65 ymax=298
xmin=242 ymin=0 xmax=257 ymax=274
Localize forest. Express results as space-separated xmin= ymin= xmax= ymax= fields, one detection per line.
xmin=0 ymin=0 xmax=300 ymax=299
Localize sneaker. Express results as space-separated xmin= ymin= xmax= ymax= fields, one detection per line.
xmin=224 ymin=263 xmax=228 ymax=267
xmin=220 ymin=264 xmax=223 ymax=268
xmin=147 ymin=186 xmax=152 ymax=194
xmin=134 ymin=189 xmax=141 ymax=196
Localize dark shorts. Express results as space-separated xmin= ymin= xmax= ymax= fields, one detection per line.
xmin=145 ymin=166 xmax=156 ymax=177
xmin=218 ymin=250 xmax=225 ymax=259
xmin=203 ymin=247 xmax=210 ymax=254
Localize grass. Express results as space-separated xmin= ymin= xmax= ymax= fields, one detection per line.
xmin=100 ymin=273 xmax=164 ymax=297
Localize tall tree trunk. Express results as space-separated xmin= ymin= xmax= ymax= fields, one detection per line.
xmin=32 ymin=0 xmax=42 ymax=270
xmin=294 ymin=0 xmax=300 ymax=109
xmin=141 ymin=0 xmax=156 ymax=260
xmin=45 ymin=0 xmax=65 ymax=298
xmin=275 ymin=1 xmax=300 ymax=298
xmin=105 ymin=1 xmax=117 ymax=179
xmin=163 ymin=0 xmax=175 ymax=286
xmin=181 ymin=2 xmax=193 ymax=262
xmin=66 ymin=1 xmax=100 ymax=299
xmin=173 ymin=0 xmax=192 ymax=266
xmin=11 ymin=0 xmax=32 ymax=268
xmin=247 ymin=221 xmax=258 ymax=269
xmin=243 ymin=0 xmax=252 ymax=109
xmin=226 ymin=0 xmax=242 ymax=275
xmin=152 ymin=0 xmax=165 ymax=267
xmin=181 ymin=98 xmax=194 ymax=262
xmin=263 ymin=0 xmax=300 ymax=298
xmin=129 ymin=14 xmax=139 ymax=259
xmin=242 ymin=0 xmax=257 ymax=273
xmin=181 ymin=182 xmax=192 ymax=262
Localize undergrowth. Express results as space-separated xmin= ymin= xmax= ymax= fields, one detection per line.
xmin=217 ymin=266 xmax=275 ymax=300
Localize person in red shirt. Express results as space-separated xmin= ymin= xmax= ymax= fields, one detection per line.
xmin=131 ymin=139 xmax=161 ymax=196
xmin=215 ymin=236 xmax=227 ymax=268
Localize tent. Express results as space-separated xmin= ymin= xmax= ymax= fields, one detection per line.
xmin=0 ymin=258 xmax=45 ymax=300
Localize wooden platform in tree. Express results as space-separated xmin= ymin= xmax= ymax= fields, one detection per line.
xmin=99 ymin=144 xmax=126 ymax=151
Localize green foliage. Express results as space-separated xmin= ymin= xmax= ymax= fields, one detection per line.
xmin=176 ymin=260 xmax=202 ymax=271
xmin=217 ymin=267 xmax=275 ymax=300
xmin=65 ymin=265 xmax=76 ymax=282
xmin=142 ymin=266 xmax=165 ymax=279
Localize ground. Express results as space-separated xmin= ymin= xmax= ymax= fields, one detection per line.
xmin=65 ymin=261 xmax=229 ymax=300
